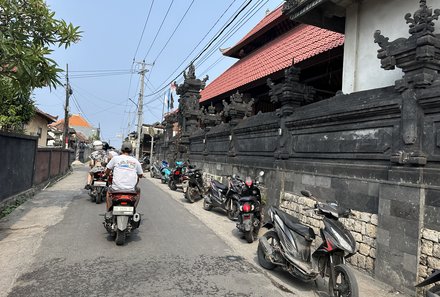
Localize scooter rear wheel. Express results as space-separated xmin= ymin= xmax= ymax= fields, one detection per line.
xmin=244 ymin=230 xmax=254 ymax=243
xmin=115 ymin=229 xmax=126 ymax=246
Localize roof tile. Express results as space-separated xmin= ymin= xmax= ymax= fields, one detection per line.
xmin=200 ymin=24 xmax=344 ymax=102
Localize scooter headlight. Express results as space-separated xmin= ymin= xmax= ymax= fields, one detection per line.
xmin=331 ymin=227 xmax=356 ymax=253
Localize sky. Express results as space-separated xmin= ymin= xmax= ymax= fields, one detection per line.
xmin=34 ymin=0 xmax=283 ymax=149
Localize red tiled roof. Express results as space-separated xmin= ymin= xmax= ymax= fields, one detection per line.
xmin=49 ymin=114 xmax=92 ymax=128
xmin=200 ymin=24 xmax=344 ymax=102
xmin=224 ymin=5 xmax=285 ymax=57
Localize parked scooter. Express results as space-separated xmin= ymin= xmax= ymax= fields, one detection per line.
xmin=168 ymin=161 xmax=186 ymax=191
xmin=258 ymin=190 xmax=359 ymax=297
xmin=161 ymin=161 xmax=172 ymax=184
xmin=236 ymin=171 xmax=264 ymax=243
xmin=203 ymin=175 xmax=244 ymax=220
xmin=182 ymin=165 xmax=205 ymax=203
xmin=140 ymin=155 xmax=150 ymax=172
xmin=89 ymin=166 xmax=108 ymax=204
xmin=416 ymin=269 xmax=440 ymax=296
xmin=103 ymin=189 xmax=141 ymax=246
xmin=150 ymin=160 xmax=163 ymax=179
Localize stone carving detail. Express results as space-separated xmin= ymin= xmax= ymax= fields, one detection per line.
xmin=374 ymin=0 xmax=440 ymax=91
xmin=267 ymin=64 xmax=315 ymax=159
xmin=175 ymin=63 xmax=208 ymax=159
xmin=268 ymin=64 xmax=315 ymax=117
xmin=222 ymin=91 xmax=254 ymax=127
xmin=373 ymin=0 xmax=439 ymax=166
xmin=282 ymin=0 xmax=301 ymax=15
xmin=201 ymin=104 xmax=222 ymax=131
xmin=162 ymin=112 xmax=178 ymax=143
xmin=222 ymin=91 xmax=254 ymax=157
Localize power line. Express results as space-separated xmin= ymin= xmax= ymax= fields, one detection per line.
xmin=68 ymin=69 xmax=132 ymax=73
xmin=133 ymin=0 xmax=155 ymax=60
xmin=143 ymin=0 xmax=175 ymax=61
xmin=152 ymin=0 xmax=196 ymax=64
xmin=68 ymin=72 xmax=133 ymax=79
xmin=195 ymin=0 xmax=269 ymax=69
xmin=142 ymin=0 xmax=242 ymax=99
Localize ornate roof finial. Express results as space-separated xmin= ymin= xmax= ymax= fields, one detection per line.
xmin=405 ymin=0 xmax=440 ymax=34
xmin=374 ymin=0 xmax=440 ymax=91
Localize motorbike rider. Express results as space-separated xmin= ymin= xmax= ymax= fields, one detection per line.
xmin=104 ymin=141 xmax=143 ymax=211
xmin=84 ymin=140 xmax=107 ymax=190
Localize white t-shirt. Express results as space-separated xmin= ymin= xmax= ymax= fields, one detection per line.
xmin=106 ymin=154 xmax=143 ymax=191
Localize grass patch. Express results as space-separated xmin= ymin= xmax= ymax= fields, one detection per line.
xmin=0 ymin=197 xmax=27 ymax=219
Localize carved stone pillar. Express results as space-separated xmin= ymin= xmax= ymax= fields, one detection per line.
xmin=374 ymin=0 xmax=440 ymax=166
xmin=201 ymin=104 xmax=222 ymax=156
xmin=268 ymin=64 xmax=315 ymax=159
xmin=175 ymin=63 xmax=208 ymax=160
xmin=223 ymin=91 xmax=254 ymax=157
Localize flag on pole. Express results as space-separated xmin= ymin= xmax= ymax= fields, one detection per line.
xmin=164 ymin=91 xmax=169 ymax=111
xmin=170 ymin=92 xmax=174 ymax=109
xmin=167 ymin=88 xmax=171 ymax=111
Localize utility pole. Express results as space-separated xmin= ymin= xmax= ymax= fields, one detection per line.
xmin=136 ymin=61 xmax=147 ymax=159
xmin=149 ymin=127 xmax=155 ymax=166
xmin=63 ymin=64 xmax=72 ymax=149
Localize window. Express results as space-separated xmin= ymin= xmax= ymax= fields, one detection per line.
xmin=37 ymin=127 xmax=42 ymax=138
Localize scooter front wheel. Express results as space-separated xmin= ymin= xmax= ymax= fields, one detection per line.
xmin=203 ymin=197 xmax=213 ymax=211
xmin=257 ymin=231 xmax=278 ymax=270
xmin=185 ymin=188 xmax=195 ymax=203
xmin=330 ymin=264 xmax=359 ymax=297
xmin=168 ymin=180 xmax=177 ymax=191
xmin=227 ymin=200 xmax=240 ymax=221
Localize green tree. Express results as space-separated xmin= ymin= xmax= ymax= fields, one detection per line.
xmin=0 ymin=0 xmax=81 ymax=131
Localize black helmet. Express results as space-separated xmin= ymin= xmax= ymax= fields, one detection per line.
xmin=121 ymin=141 xmax=132 ymax=153
xmin=102 ymin=141 xmax=109 ymax=150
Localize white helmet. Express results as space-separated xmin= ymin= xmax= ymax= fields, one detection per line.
xmin=93 ymin=140 xmax=103 ymax=150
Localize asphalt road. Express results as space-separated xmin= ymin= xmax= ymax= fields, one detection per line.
xmin=6 ymin=172 xmax=288 ymax=297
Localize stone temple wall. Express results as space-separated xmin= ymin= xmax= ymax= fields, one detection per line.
xmin=155 ymin=2 xmax=440 ymax=295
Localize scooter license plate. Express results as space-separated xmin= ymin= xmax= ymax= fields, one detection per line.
xmin=113 ymin=206 xmax=134 ymax=215
xmin=243 ymin=214 xmax=251 ymax=220
xmin=94 ymin=181 xmax=106 ymax=187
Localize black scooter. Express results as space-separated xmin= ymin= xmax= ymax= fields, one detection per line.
xmin=258 ymin=190 xmax=359 ymax=297
xmin=203 ymin=175 xmax=244 ymax=220
xmin=236 ymin=171 xmax=264 ymax=243
xmin=182 ymin=166 xmax=205 ymax=203
xmin=416 ymin=269 xmax=440 ymax=296
xmin=168 ymin=161 xmax=187 ymax=191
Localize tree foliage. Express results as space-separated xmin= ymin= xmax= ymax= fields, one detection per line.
xmin=0 ymin=0 xmax=81 ymax=131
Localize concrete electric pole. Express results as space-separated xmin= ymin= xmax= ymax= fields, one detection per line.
xmin=136 ymin=61 xmax=148 ymax=159
xmin=63 ymin=64 xmax=73 ymax=149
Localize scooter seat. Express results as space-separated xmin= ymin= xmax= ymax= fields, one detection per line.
xmin=108 ymin=187 xmax=138 ymax=195
xmin=239 ymin=196 xmax=259 ymax=203
xmin=274 ymin=208 xmax=315 ymax=241
xmin=212 ymin=180 xmax=227 ymax=191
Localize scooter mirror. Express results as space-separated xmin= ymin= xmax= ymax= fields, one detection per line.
xmin=301 ymin=190 xmax=312 ymax=197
